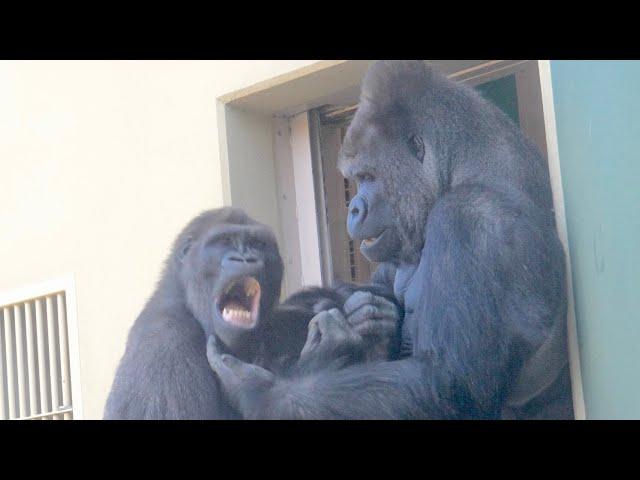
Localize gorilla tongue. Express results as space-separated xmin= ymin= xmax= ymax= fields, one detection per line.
xmin=219 ymin=277 xmax=261 ymax=328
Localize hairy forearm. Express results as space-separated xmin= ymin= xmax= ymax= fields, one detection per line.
xmin=247 ymin=357 xmax=435 ymax=420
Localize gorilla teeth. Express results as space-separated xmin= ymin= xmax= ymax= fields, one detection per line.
xmin=363 ymin=233 xmax=382 ymax=247
xmin=244 ymin=278 xmax=260 ymax=297
xmin=223 ymin=277 xmax=260 ymax=298
xmin=222 ymin=307 xmax=252 ymax=325
xmin=218 ymin=277 xmax=261 ymax=327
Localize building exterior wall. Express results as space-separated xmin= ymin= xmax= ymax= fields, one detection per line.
xmin=551 ymin=60 xmax=640 ymax=419
xmin=0 ymin=60 xmax=317 ymax=419
xmin=3 ymin=60 xmax=639 ymax=420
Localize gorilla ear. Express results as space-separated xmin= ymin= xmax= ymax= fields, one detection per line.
xmin=178 ymin=236 xmax=193 ymax=263
xmin=409 ymin=134 xmax=425 ymax=163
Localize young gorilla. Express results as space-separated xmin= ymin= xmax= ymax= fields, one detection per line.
xmin=207 ymin=61 xmax=574 ymax=419
xmin=104 ymin=207 xmax=399 ymax=419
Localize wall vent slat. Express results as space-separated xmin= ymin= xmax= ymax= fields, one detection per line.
xmin=0 ymin=277 xmax=81 ymax=420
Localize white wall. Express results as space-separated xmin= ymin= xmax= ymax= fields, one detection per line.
xmin=0 ymin=60 xmax=317 ymax=419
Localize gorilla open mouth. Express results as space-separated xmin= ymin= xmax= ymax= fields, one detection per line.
xmin=216 ymin=277 xmax=261 ymax=328
xmin=359 ymin=228 xmax=402 ymax=262
xmin=361 ymin=229 xmax=387 ymax=249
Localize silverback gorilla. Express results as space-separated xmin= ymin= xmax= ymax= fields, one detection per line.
xmin=104 ymin=207 xmax=399 ymax=419
xmin=207 ymin=60 xmax=574 ymax=419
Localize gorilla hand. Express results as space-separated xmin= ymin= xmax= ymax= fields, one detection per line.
xmin=298 ymin=308 xmax=365 ymax=372
xmin=343 ymin=291 xmax=401 ymax=361
xmin=207 ymin=335 xmax=275 ymax=417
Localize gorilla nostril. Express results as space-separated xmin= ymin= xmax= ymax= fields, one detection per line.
xmin=348 ymin=196 xmax=367 ymax=223
xmin=224 ymin=253 xmax=261 ymax=265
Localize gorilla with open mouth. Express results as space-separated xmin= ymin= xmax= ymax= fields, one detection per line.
xmin=104 ymin=207 xmax=400 ymax=419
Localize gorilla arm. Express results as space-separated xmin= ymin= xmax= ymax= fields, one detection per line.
xmin=260 ymin=281 xmax=401 ymax=376
xmin=207 ymin=299 xmax=505 ymax=420
xmin=208 ymin=336 xmax=431 ymax=419
xmin=207 ymin=187 xmax=564 ymax=419
xmin=105 ymin=304 xmax=236 ymax=420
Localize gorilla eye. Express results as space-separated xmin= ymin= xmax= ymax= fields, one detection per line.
xmin=206 ymin=235 xmax=234 ymax=249
xmin=409 ymin=134 xmax=425 ymax=163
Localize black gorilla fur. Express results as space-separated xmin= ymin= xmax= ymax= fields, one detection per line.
xmin=207 ymin=61 xmax=574 ymax=419
xmin=104 ymin=207 xmax=399 ymax=419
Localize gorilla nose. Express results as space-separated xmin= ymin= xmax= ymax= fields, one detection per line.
xmin=347 ymin=195 xmax=368 ymax=236
xmin=222 ymin=252 xmax=263 ymax=269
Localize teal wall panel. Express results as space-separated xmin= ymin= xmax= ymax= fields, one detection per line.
xmin=551 ymin=61 xmax=640 ymax=419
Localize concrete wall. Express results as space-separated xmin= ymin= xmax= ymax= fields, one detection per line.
xmin=0 ymin=60 xmax=317 ymax=419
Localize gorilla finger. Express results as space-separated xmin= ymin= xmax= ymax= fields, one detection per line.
xmin=243 ymin=363 xmax=276 ymax=384
xmin=220 ymin=353 xmax=244 ymax=370
xmin=322 ymin=310 xmax=364 ymax=346
xmin=206 ymin=337 xmax=243 ymax=373
xmin=306 ymin=312 xmax=328 ymax=335
xmin=206 ymin=335 xmax=221 ymax=358
xmin=343 ymin=291 xmax=376 ymax=316
xmin=317 ymin=309 xmax=350 ymax=336
xmin=372 ymin=296 xmax=401 ymax=317
xmin=354 ymin=319 xmax=398 ymax=337
xmin=344 ymin=291 xmax=398 ymax=317
xmin=206 ymin=337 xmax=229 ymax=372
xmin=216 ymin=353 xmax=265 ymax=383
xmin=307 ymin=316 xmax=321 ymax=339
xmin=309 ymin=309 xmax=347 ymax=330
xmin=207 ymin=351 xmax=235 ymax=382
xmin=309 ymin=310 xmax=333 ymax=324
xmin=347 ymin=301 xmax=399 ymax=325
xmin=313 ymin=298 xmax=339 ymax=314
xmin=300 ymin=319 xmax=321 ymax=357
xmin=327 ymin=308 xmax=347 ymax=324
xmin=347 ymin=304 xmax=382 ymax=325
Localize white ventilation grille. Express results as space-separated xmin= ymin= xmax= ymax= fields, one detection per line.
xmin=0 ymin=276 xmax=82 ymax=420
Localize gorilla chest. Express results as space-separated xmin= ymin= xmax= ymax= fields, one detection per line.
xmin=394 ymin=264 xmax=421 ymax=355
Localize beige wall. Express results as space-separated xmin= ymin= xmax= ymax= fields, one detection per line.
xmin=0 ymin=60 xmax=318 ymax=419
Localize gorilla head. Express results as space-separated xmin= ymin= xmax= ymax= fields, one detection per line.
xmin=171 ymin=207 xmax=283 ymax=353
xmin=339 ymin=61 xmax=445 ymax=264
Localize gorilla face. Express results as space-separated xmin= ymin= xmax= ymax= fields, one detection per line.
xmin=176 ymin=209 xmax=283 ymax=352
xmin=344 ymin=168 xmax=402 ymax=263
xmin=338 ymin=61 xmax=441 ymax=265
xmin=339 ymin=107 xmax=433 ymax=265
